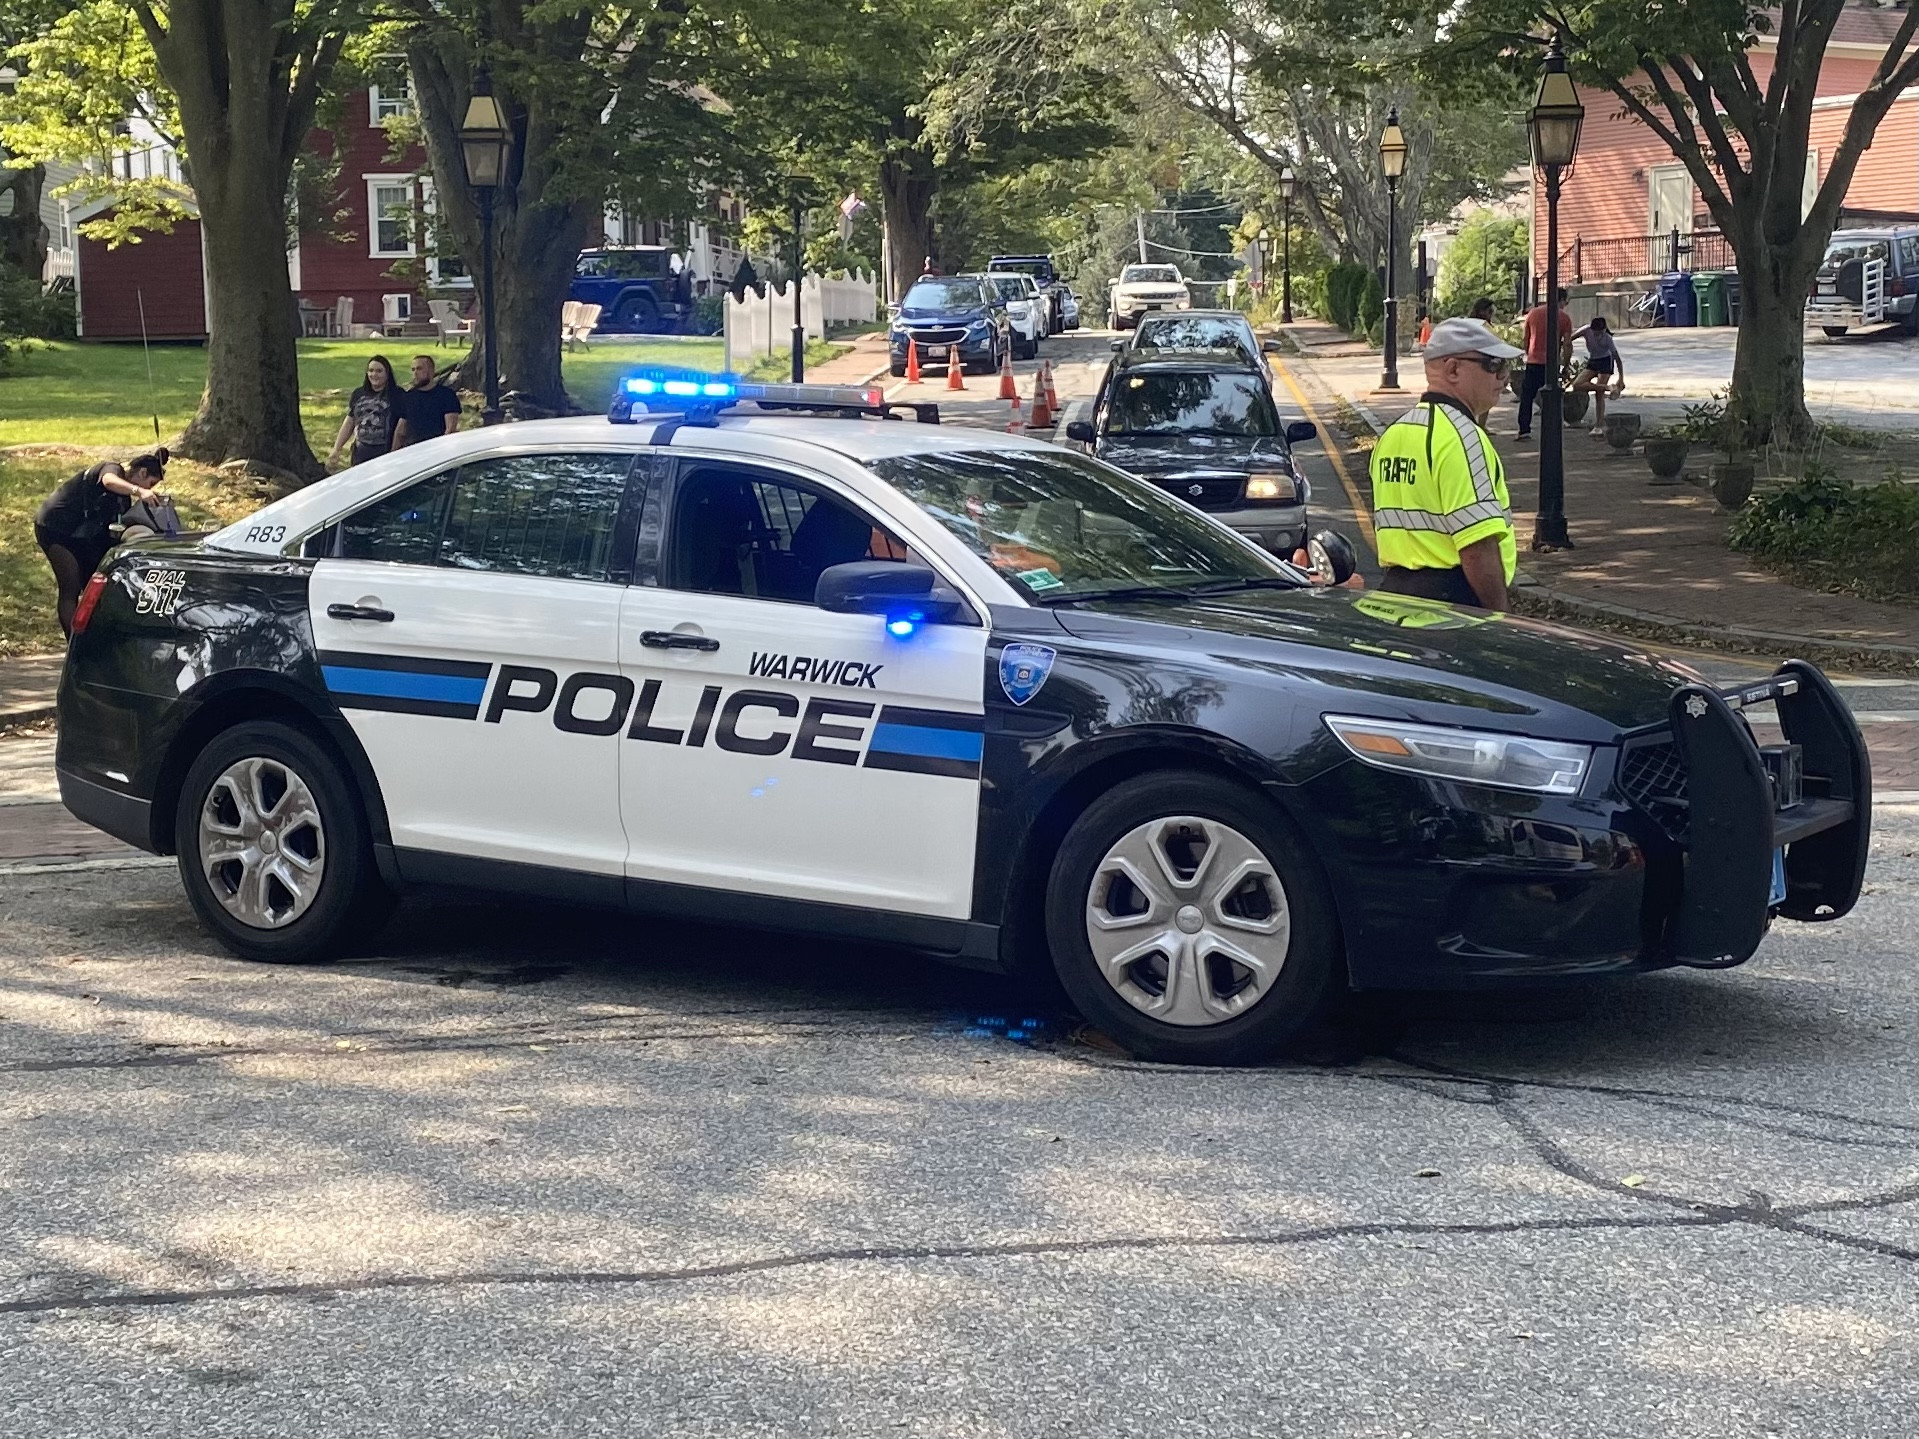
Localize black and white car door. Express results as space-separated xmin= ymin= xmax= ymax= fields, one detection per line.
xmin=307 ymin=451 xmax=641 ymax=876
xmin=616 ymin=458 xmax=989 ymax=920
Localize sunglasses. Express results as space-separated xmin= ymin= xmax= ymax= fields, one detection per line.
xmin=1455 ymin=355 xmax=1512 ymax=378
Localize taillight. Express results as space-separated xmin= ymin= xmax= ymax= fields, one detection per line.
xmin=71 ymin=573 xmax=109 ymax=635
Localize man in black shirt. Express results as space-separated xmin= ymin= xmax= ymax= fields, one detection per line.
xmin=393 ymin=354 xmax=464 ymax=447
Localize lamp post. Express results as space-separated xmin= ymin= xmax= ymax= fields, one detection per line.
xmin=790 ymin=194 xmax=806 ymax=382
xmin=1279 ymin=166 xmax=1296 ymax=324
xmin=1529 ymin=37 xmax=1585 ymax=552
xmin=1256 ymin=225 xmax=1270 ymax=294
xmin=1378 ymin=110 xmax=1407 ymax=391
xmin=459 ymin=73 xmax=509 ymax=425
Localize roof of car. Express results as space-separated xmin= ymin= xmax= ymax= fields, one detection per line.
xmin=1137 ymin=309 xmax=1250 ymax=322
xmin=1113 ymin=346 xmax=1261 ymax=373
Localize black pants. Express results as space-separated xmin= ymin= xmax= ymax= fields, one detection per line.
xmin=1517 ymin=363 xmax=1547 ymax=436
xmin=36 ymin=523 xmax=110 ymax=638
xmin=1380 ymin=565 xmax=1480 ymax=607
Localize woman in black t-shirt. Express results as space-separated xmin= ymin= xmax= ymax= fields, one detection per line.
xmin=35 ymin=448 xmax=169 ymax=636
xmin=326 ymin=355 xmax=402 ymax=468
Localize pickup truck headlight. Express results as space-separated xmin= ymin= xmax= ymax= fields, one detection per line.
xmin=1324 ymin=715 xmax=1592 ymax=795
xmin=1244 ymin=472 xmax=1297 ymax=501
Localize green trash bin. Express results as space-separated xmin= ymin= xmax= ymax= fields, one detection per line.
xmin=1692 ymin=272 xmax=1728 ymax=326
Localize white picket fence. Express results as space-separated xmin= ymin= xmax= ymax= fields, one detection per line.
xmin=723 ymin=269 xmax=878 ymax=373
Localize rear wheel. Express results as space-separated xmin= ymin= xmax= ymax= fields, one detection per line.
xmin=1822 ymin=325 xmax=1849 ymax=338
xmin=1044 ymin=771 xmax=1339 ymax=1064
xmin=174 ymin=721 xmax=391 ymax=963
xmin=614 ymin=293 xmax=661 ymax=333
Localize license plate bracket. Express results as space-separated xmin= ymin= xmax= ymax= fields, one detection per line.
xmin=924 ymin=345 xmax=947 ymax=359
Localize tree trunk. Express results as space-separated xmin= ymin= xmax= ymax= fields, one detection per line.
xmin=1729 ymin=244 xmax=1816 ymax=449
xmin=0 ymin=161 xmax=49 ymax=277
xmin=879 ymin=152 xmax=936 ymax=301
xmin=467 ymin=203 xmax=593 ymax=411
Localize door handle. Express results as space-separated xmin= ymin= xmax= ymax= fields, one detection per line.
xmin=640 ymin=629 xmax=719 ymax=652
xmin=327 ymin=603 xmax=395 ymax=623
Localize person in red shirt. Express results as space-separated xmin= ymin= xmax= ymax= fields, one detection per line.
xmin=1515 ymin=288 xmax=1573 ymax=440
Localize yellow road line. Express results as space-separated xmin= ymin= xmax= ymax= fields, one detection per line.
xmin=1271 ymin=353 xmax=1375 ymax=550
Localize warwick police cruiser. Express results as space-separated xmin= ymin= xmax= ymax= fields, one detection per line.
xmin=54 ymin=372 xmax=1872 ymax=1064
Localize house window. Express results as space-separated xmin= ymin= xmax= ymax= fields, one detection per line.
xmin=370 ymin=59 xmax=412 ymax=123
xmin=366 ymin=176 xmax=416 ymax=258
xmin=55 ymin=202 xmax=70 ymax=252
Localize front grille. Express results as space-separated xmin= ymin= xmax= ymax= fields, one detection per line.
xmin=1620 ymin=734 xmax=1689 ymax=843
xmin=1151 ymin=476 xmax=1245 ymax=511
xmin=903 ymin=326 xmax=967 ymax=346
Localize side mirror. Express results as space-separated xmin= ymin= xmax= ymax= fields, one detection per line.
xmin=1065 ymin=419 xmax=1096 ymax=444
xmin=1109 ymin=338 xmax=1125 ymax=351
xmin=1306 ymin=529 xmax=1359 ymax=586
xmin=816 ymin=561 xmax=965 ymax=624
xmin=1262 ymin=338 xmax=1284 ymax=354
xmin=1285 ymin=420 xmax=1318 ymax=445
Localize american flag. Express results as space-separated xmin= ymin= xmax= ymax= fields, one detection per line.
xmin=839 ymin=192 xmax=866 ymax=220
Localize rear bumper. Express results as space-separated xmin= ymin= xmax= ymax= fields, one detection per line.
xmin=58 ymin=767 xmax=157 ymax=853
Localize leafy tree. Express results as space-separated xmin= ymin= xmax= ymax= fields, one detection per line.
xmin=1442 ymin=0 xmax=1919 ymax=446
xmin=1435 ymin=209 xmax=1526 ymax=317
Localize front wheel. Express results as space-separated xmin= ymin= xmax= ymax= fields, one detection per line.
xmin=174 ymin=720 xmax=391 ymax=963
xmin=1044 ymin=771 xmax=1339 ymax=1064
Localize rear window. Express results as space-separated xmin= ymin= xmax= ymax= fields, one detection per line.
xmin=1823 ymin=238 xmax=1891 ymax=267
xmin=1136 ymin=315 xmax=1252 ymax=352
xmin=905 ymin=278 xmax=987 ymax=308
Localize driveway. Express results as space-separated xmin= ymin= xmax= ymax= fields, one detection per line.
xmin=1609 ymin=326 xmax=1917 ymax=425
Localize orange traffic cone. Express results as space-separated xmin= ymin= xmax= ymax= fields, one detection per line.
xmin=905 ymin=337 xmax=921 ymax=384
xmin=1042 ymin=361 xmax=1060 ymax=414
xmin=946 ymin=351 xmax=966 ymax=390
xmin=997 ymin=348 xmax=1018 ymax=400
xmin=1028 ymin=368 xmax=1054 ymax=429
xmin=1005 ymin=393 xmax=1024 ymax=434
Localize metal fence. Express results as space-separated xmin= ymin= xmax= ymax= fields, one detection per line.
xmin=1553 ymin=228 xmax=1736 ymax=285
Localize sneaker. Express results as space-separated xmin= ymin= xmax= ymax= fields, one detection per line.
xmin=1588 ymin=425 xmax=1605 ymax=437
xmin=1514 ymin=430 xmax=1533 ymax=440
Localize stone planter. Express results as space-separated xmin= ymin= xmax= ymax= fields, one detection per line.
xmin=1645 ymin=435 xmax=1689 ymax=482
xmin=1711 ymin=457 xmax=1757 ymax=511
xmin=1561 ymin=389 xmax=1591 ymax=425
xmin=1603 ymin=412 xmax=1642 ymax=450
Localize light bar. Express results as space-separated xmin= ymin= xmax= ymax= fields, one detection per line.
xmin=609 ymin=369 xmax=887 ymax=422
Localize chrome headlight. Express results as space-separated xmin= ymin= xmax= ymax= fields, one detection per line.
xmin=1244 ymin=472 xmax=1297 ymax=502
xmin=1324 ymin=715 xmax=1592 ymax=795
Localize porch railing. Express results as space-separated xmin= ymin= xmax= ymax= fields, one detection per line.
xmin=1558 ymin=227 xmax=1736 ymax=285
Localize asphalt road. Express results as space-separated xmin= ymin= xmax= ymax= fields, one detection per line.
xmin=3 ymin=334 xmax=1915 ymax=1434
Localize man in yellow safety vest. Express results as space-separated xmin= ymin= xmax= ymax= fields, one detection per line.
xmin=1369 ymin=317 xmax=1523 ymax=610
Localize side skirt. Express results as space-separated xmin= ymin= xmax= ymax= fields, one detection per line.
xmin=391 ymin=848 xmax=1007 ymax=971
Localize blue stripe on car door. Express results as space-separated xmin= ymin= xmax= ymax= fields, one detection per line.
xmin=322 ymin=665 xmax=490 ymax=705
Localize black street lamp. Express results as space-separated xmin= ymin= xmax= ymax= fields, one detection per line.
xmin=1378 ymin=109 xmax=1407 ymax=391
xmin=1279 ymin=166 xmax=1296 ymax=324
xmin=459 ymin=74 xmax=509 ymax=425
xmin=1530 ymin=38 xmax=1585 ymax=552
xmin=1256 ymin=225 xmax=1270 ymax=293
xmin=790 ymin=194 xmax=806 ymax=382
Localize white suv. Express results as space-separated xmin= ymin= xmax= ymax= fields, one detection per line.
xmin=982 ymin=273 xmax=1047 ymax=359
xmin=1109 ymin=264 xmax=1192 ymax=330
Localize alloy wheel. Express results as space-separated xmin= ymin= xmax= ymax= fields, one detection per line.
xmin=197 ymin=756 xmax=328 ymax=929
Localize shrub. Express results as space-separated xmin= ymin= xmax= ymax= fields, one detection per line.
xmin=687 ymin=293 xmax=724 ymax=336
xmin=1357 ymin=270 xmax=1384 ymax=331
xmin=1436 ymin=212 xmax=1527 ymax=319
xmin=1728 ymin=474 xmax=1919 ymax=603
xmin=1324 ymin=261 xmax=1368 ymax=332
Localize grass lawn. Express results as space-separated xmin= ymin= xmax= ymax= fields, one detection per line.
xmin=0 ymin=335 xmax=727 ymax=450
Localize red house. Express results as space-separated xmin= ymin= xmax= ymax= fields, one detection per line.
xmin=72 ymin=198 xmax=208 ymax=341
xmin=1533 ymin=7 xmax=1918 ymax=288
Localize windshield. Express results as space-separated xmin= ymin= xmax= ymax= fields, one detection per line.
xmin=904 ymin=278 xmax=987 ymax=309
xmin=991 ymin=259 xmax=1051 ymax=280
xmin=1107 ymin=371 xmax=1277 ymax=437
xmin=1121 ymin=266 xmax=1181 ymax=284
xmin=868 ymin=448 xmax=1289 ymax=604
xmin=1136 ymin=315 xmax=1252 ymax=352
xmin=987 ymin=277 xmax=1028 ymax=302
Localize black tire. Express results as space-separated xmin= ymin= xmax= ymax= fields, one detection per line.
xmin=1822 ymin=325 xmax=1848 ymax=338
xmin=1044 ymin=771 xmax=1339 ymax=1065
xmin=890 ymin=359 xmax=907 ymax=377
xmin=615 ymin=294 xmax=661 ymax=333
xmin=173 ymin=720 xmax=391 ymax=963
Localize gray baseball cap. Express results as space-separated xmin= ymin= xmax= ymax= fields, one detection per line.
xmin=1424 ymin=317 xmax=1522 ymax=361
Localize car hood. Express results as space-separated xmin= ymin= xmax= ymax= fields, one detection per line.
xmin=1098 ymin=432 xmax=1285 ymax=477
xmin=1051 ymin=587 xmax=1693 ymax=737
xmin=898 ymin=306 xmax=988 ymax=324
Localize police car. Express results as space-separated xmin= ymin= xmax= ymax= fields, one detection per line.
xmin=55 ymin=374 xmax=1872 ymax=1065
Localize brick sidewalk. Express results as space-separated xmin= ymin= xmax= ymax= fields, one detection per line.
xmin=0 ymin=654 xmax=60 ymax=727
xmin=1276 ymin=319 xmax=1917 ymax=670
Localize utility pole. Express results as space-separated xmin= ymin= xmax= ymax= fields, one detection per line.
xmin=1136 ymin=212 xmax=1148 ymax=264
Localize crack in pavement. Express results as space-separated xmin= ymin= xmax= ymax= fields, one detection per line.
xmin=0 ymin=1212 xmax=1724 ymax=1319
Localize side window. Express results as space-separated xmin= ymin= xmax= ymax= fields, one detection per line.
xmin=1899 ymin=236 xmax=1919 ymax=276
xmin=667 ymin=466 xmax=908 ymax=605
xmin=438 ymin=453 xmax=633 ymax=581
xmin=336 ymin=470 xmax=458 ymax=564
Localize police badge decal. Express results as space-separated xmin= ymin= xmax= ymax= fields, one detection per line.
xmin=999 ymin=643 xmax=1057 ymax=706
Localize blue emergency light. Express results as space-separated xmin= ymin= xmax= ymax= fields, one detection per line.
xmin=608 ymin=368 xmax=895 ymax=424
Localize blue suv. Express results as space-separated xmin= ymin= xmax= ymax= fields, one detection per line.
xmin=888 ymin=275 xmax=1010 ymax=376
xmin=571 ymin=247 xmax=688 ymax=333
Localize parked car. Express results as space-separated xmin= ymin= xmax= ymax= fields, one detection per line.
xmin=988 ymin=254 xmax=1069 ymax=333
xmin=572 ymin=247 xmax=689 ymax=334
xmin=1061 ymin=289 xmax=1081 ymax=331
xmin=1116 ymin=309 xmax=1274 ymax=381
xmin=979 ymin=272 xmax=1046 ymax=359
xmin=888 ymin=275 xmax=1010 ymax=376
xmin=1109 ymin=264 xmax=1192 ymax=330
xmin=1806 ymin=226 xmax=1919 ymax=336
xmin=1066 ymin=346 xmax=1315 ymax=555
